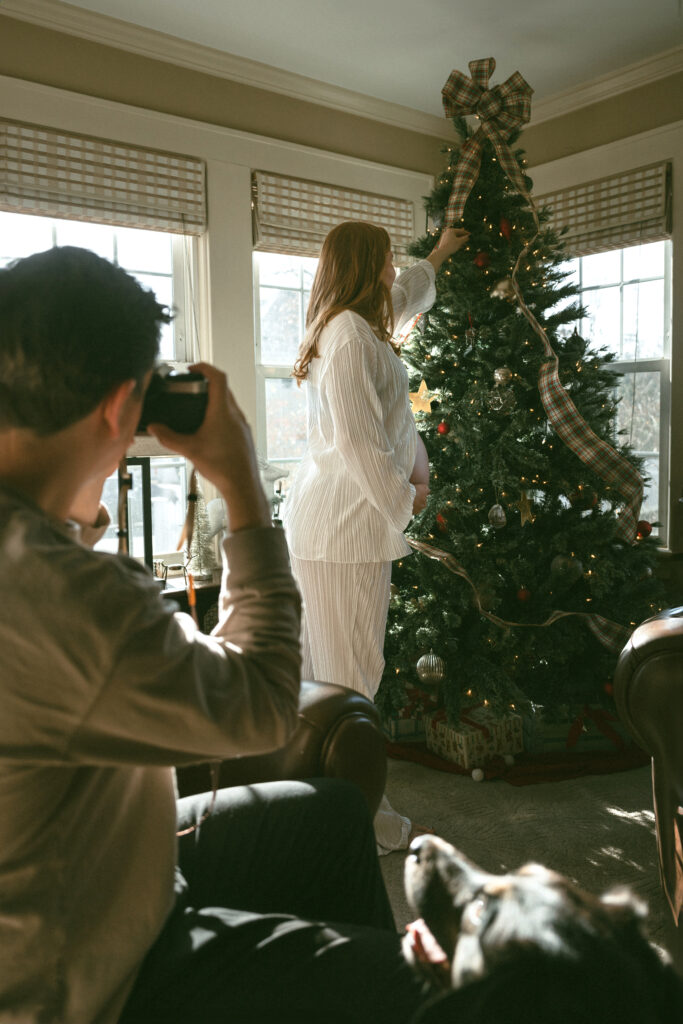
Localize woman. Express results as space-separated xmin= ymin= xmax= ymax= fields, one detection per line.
xmin=283 ymin=221 xmax=469 ymax=852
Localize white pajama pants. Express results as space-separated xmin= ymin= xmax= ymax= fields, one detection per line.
xmin=290 ymin=555 xmax=411 ymax=854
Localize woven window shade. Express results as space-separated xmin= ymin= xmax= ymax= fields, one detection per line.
xmin=0 ymin=119 xmax=206 ymax=234
xmin=536 ymin=161 xmax=671 ymax=257
xmin=252 ymin=171 xmax=415 ymax=263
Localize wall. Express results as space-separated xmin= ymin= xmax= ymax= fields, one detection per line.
xmin=0 ymin=14 xmax=449 ymax=177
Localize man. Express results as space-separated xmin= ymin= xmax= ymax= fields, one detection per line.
xmin=0 ymin=247 xmax=423 ymax=1023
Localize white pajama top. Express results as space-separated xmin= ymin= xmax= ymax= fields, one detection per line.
xmin=283 ymin=259 xmax=436 ymax=563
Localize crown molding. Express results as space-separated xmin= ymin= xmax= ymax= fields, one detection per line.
xmin=0 ymin=0 xmax=450 ymax=138
xmin=531 ymin=43 xmax=683 ymax=124
xmin=2 ymin=0 xmax=682 ymax=135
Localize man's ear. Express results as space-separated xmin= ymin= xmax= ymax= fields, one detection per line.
xmin=100 ymin=379 xmax=138 ymax=439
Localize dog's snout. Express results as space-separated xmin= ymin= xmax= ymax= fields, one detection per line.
xmin=408 ymin=834 xmax=435 ymax=860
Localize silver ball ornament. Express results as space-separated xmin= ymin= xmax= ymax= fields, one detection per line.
xmin=488 ymin=503 xmax=507 ymax=529
xmin=493 ymin=366 xmax=513 ymax=385
xmin=416 ymin=650 xmax=446 ymax=688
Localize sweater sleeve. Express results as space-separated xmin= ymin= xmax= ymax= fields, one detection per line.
xmin=391 ymin=259 xmax=437 ymax=334
xmin=9 ymin=527 xmax=302 ymax=767
xmin=321 ymin=324 xmax=415 ymax=533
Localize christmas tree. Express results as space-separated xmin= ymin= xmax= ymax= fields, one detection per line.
xmin=377 ymin=63 xmax=665 ymax=727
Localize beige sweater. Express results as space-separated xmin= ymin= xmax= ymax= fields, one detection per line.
xmin=0 ymin=485 xmax=301 ymax=1024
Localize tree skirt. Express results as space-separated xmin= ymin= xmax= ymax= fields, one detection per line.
xmin=385 ymin=740 xmax=649 ymax=786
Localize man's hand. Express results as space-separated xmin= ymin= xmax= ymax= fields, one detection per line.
xmin=426 ymin=227 xmax=470 ymax=273
xmin=412 ymin=483 xmax=429 ymax=515
xmin=148 ymin=362 xmax=271 ymax=533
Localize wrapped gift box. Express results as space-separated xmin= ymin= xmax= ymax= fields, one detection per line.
xmin=382 ymin=713 xmax=427 ymax=743
xmin=423 ymin=705 xmax=524 ymax=769
xmin=382 ymin=687 xmax=438 ymax=743
xmin=523 ymin=706 xmax=634 ymax=754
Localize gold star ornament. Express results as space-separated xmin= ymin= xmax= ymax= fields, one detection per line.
xmin=409 ymin=380 xmax=436 ymax=414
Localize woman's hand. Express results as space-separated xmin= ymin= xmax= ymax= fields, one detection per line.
xmin=412 ymin=483 xmax=429 ymax=515
xmin=426 ymin=227 xmax=470 ymax=273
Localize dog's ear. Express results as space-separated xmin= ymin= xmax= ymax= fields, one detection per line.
xmin=600 ymin=885 xmax=648 ymax=923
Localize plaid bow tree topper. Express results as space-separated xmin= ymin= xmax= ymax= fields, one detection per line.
xmin=440 ymin=58 xmax=643 ymax=542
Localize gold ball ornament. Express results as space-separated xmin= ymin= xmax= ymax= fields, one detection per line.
xmin=416 ymin=650 xmax=446 ymax=688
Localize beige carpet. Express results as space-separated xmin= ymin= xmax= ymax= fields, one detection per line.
xmin=379 ymin=756 xmax=675 ymax=960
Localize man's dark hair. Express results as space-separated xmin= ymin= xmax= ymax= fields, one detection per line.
xmin=0 ymin=245 xmax=171 ymax=435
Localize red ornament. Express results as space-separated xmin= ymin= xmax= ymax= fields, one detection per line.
xmin=636 ymin=520 xmax=653 ymax=539
xmin=436 ymin=513 xmax=448 ymax=534
xmin=437 ymin=421 xmax=450 ymax=436
xmin=604 ymin=682 xmax=614 ymax=697
xmin=499 ymin=217 xmax=512 ymax=242
xmin=473 ymin=251 xmax=490 ymax=269
xmin=516 ymin=587 xmax=531 ymax=602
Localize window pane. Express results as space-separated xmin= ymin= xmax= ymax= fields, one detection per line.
xmin=558 ymin=260 xmax=580 ymax=288
xmin=117 ymin=227 xmax=173 ymax=274
xmin=581 ymin=286 xmax=621 ymax=354
xmin=150 ymin=457 xmax=187 ymax=555
xmin=95 ymin=458 xmax=188 ymax=560
xmin=0 ymin=211 xmax=53 ymax=260
xmin=96 ymin=470 xmax=122 ymax=554
xmin=581 ymin=250 xmax=621 ymax=287
xmin=639 ymin=456 xmax=659 ymax=527
xmin=301 ymin=258 xmax=318 ymax=289
xmin=622 ymin=280 xmax=665 ymax=359
xmin=260 ymin=288 xmax=302 ymax=365
xmin=258 ymin=252 xmax=301 ymax=288
xmin=265 ymin=378 xmax=308 ymax=462
xmin=616 ymin=371 xmax=660 ymax=454
xmin=53 ymin=218 xmax=114 ymax=260
xmin=623 ymin=242 xmax=664 ymax=281
xmin=132 ymin=272 xmax=175 ymax=361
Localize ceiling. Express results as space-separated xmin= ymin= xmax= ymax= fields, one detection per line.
xmin=44 ymin=0 xmax=683 ymax=117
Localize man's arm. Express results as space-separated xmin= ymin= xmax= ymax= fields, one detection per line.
xmin=56 ymin=363 xmax=301 ymax=766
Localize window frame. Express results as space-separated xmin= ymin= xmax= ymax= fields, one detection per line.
xmin=565 ymin=241 xmax=672 ymax=540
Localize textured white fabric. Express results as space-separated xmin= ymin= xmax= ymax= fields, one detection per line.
xmin=283 ymin=259 xmax=436 ymax=563
xmin=291 ymin=556 xmax=410 ymax=853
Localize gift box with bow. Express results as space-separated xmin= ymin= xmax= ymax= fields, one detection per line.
xmin=382 ymin=688 xmax=439 ymax=743
xmin=423 ymin=704 xmax=524 ymax=769
xmin=524 ymin=705 xmax=633 ymax=753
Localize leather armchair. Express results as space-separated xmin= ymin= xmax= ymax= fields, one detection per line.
xmin=175 ymin=680 xmax=387 ymax=818
xmin=613 ymin=607 xmax=683 ymax=948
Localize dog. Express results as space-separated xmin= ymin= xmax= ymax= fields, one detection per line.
xmin=403 ymin=834 xmax=683 ymax=1024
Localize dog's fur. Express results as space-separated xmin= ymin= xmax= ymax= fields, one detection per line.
xmin=404 ymin=835 xmax=683 ymax=1024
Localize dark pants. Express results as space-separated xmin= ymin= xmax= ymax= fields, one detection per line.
xmin=119 ymin=778 xmax=425 ymax=1023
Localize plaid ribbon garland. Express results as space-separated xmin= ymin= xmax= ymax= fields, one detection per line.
xmin=442 ymin=57 xmax=533 ymax=225
xmin=440 ymin=57 xmax=643 ymax=541
xmin=407 ymin=538 xmax=633 ymax=653
xmin=537 ymin=346 xmax=643 ymax=541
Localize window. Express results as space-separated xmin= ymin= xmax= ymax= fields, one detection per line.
xmin=0 ymin=210 xmax=196 ymax=562
xmin=557 ymin=240 xmax=671 ymax=536
xmin=253 ymin=251 xmax=317 ymax=476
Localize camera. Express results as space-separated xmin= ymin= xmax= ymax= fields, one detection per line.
xmin=137 ymin=365 xmax=208 ymax=435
